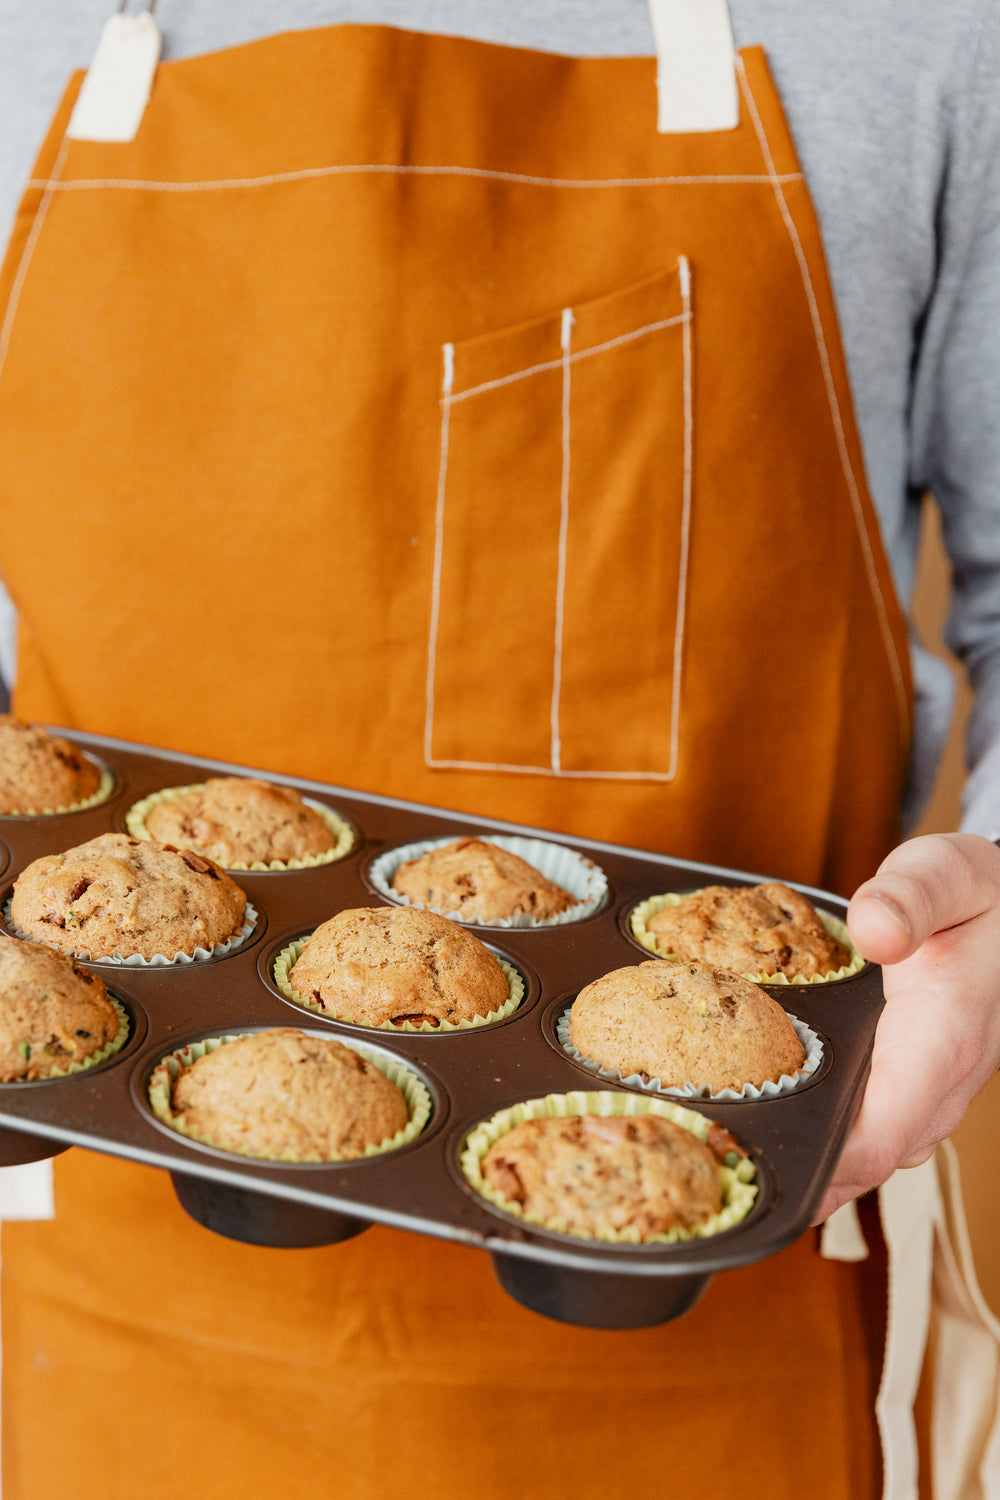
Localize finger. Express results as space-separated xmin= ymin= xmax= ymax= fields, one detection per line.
xmin=847 ymin=832 xmax=999 ymax=966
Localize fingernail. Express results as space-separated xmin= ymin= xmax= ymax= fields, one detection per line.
xmin=866 ymin=892 xmax=911 ymax=936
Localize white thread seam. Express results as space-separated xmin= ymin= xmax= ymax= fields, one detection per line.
xmin=444 ymin=312 xmax=689 ymax=407
xmin=737 ymin=56 xmax=910 ymax=740
xmin=0 ymin=138 xmax=71 ymax=389
xmin=424 ymin=343 xmax=454 ymax=769
xmin=667 ymin=254 xmax=694 ymax=783
xmin=550 ymin=308 xmax=575 ymax=774
xmin=425 ymin=268 xmax=691 ymax=781
xmin=28 ymin=167 xmax=804 ymax=195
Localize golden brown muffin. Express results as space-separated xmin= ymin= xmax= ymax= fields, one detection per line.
xmin=0 ymin=716 xmax=102 ymax=814
xmin=162 ymin=1029 xmax=409 ymax=1160
xmin=288 ymin=905 xmax=509 ymax=1028
xmin=11 ymin=833 xmax=247 ymax=961
xmin=480 ymin=1113 xmax=725 ymax=1239
xmin=645 ymin=883 xmax=851 ymax=979
xmin=143 ymin=777 xmax=337 ymax=867
xmin=568 ymin=960 xmax=806 ymax=1093
xmin=391 ymin=837 xmax=575 ymax=923
xmin=0 ymin=932 xmax=121 ymax=1080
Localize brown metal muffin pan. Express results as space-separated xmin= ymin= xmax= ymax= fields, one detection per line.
xmin=0 ymin=731 xmax=884 ymax=1329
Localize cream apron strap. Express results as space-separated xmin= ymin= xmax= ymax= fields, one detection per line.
xmin=929 ymin=1140 xmax=1000 ymax=1500
xmin=878 ymin=1161 xmax=941 ymax=1500
xmin=646 ymin=0 xmax=739 ymax=132
xmin=66 ymin=4 xmax=162 ymax=144
xmin=0 ymin=1161 xmax=55 ymax=1500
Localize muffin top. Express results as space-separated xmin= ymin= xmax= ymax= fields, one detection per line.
xmin=0 ymin=932 xmax=120 ymax=1081
xmin=11 ymin=833 xmax=247 ymax=960
xmin=568 ymin=960 xmax=806 ymax=1094
xmin=165 ymin=1029 xmax=409 ymax=1160
xmin=391 ymin=837 xmax=575 ymax=923
xmin=0 ymin=716 xmax=102 ymax=814
xmin=288 ymin=905 xmax=510 ymax=1028
xmin=143 ymin=777 xmax=337 ymax=867
xmin=479 ymin=1113 xmax=725 ymax=1239
xmin=645 ymin=883 xmax=851 ymax=979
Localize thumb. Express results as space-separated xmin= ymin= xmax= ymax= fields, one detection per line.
xmin=846 ymin=832 xmax=995 ymax=966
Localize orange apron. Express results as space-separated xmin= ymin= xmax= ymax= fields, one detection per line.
xmin=0 ymin=22 xmax=912 ymax=1500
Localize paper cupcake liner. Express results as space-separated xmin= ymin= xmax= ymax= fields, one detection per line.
xmin=460 ymin=1090 xmax=758 ymax=1245
xmin=1 ymin=767 xmax=115 ymax=819
xmin=125 ymin=784 xmax=355 ymax=870
xmin=556 ymin=1007 xmax=823 ymax=1102
xmin=147 ymin=1031 xmax=432 ymax=1162
xmin=3 ymin=996 xmax=129 ymax=1083
xmin=273 ymin=938 xmax=525 ymax=1033
xmin=5 ymin=897 xmax=258 ymax=967
xmin=368 ymin=833 xmax=607 ymax=928
xmin=629 ymin=892 xmax=864 ymax=984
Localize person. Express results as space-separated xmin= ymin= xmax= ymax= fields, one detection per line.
xmin=0 ymin=2 xmax=998 ymax=1496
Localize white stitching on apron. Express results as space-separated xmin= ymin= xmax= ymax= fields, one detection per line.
xmin=28 ymin=168 xmax=804 ymax=194
xmin=0 ymin=139 xmax=70 ymax=388
xmin=736 ymin=55 xmax=911 ymax=744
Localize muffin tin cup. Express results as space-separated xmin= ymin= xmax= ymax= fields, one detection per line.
xmin=272 ymin=939 xmax=525 ymax=1033
xmin=125 ymin=784 xmax=356 ymax=871
xmin=555 ymin=1008 xmax=824 ymax=1102
xmin=147 ymin=1032 xmax=432 ymax=1162
xmin=628 ymin=893 xmax=864 ymax=984
xmin=368 ymin=833 xmax=608 ymax=927
xmin=460 ymin=1090 xmax=757 ymax=1247
xmin=4 ymin=897 xmax=259 ymax=967
xmin=168 ymin=1171 xmax=372 ymax=1248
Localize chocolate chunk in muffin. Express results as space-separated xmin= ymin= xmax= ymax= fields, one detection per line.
xmin=391 ymin=837 xmax=576 ymax=923
xmin=568 ymin=960 xmax=806 ymax=1093
xmin=288 ymin=905 xmax=509 ymax=1028
xmin=11 ymin=833 xmax=247 ymax=960
xmin=645 ymin=883 xmax=851 ymax=979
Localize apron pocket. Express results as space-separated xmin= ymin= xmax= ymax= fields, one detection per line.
xmin=426 ymin=258 xmax=693 ymax=780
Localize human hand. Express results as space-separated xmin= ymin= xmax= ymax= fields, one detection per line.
xmin=814 ymin=832 xmax=1000 ymax=1223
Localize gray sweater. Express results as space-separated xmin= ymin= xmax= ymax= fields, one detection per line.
xmin=2 ymin=0 xmax=999 ymax=838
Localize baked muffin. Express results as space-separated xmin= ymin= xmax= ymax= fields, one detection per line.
xmin=287 ymin=905 xmax=510 ymax=1028
xmin=141 ymin=777 xmax=339 ymax=867
xmin=0 ymin=715 xmax=102 ymax=814
xmin=479 ymin=1112 xmax=727 ymax=1240
xmin=156 ymin=1029 xmax=410 ymax=1160
xmin=11 ymin=833 xmax=248 ymax=960
xmin=391 ymin=837 xmax=576 ymax=923
xmin=0 ymin=932 xmax=122 ymax=1080
xmin=644 ymin=883 xmax=852 ymax=980
xmin=568 ymin=960 xmax=806 ymax=1094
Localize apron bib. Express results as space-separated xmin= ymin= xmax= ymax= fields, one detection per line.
xmin=0 ymin=20 xmax=914 ymax=1499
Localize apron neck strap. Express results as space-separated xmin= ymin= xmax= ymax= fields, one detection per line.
xmin=647 ymin=0 xmax=739 ymax=132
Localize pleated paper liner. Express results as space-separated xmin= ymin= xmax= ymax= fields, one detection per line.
xmin=556 ymin=1007 xmax=823 ymax=1101
xmin=273 ymin=937 xmax=524 ymax=1032
xmin=5 ymin=897 xmax=258 ymax=967
xmin=460 ymin=1090 xmax=757 ymax=1245
xmin=125 ymin=784 xmax=355 ymax=870
xmin=147 ymin=1032 xmax=431 ymax=1161
xmin=629 ymin=892 xmax=863 ymax=983
xmin=368 ymin=833 xmax=607 ymax=927
xmin=1 ymin=766 xmax=115 ymax=819
xmin=1 ymin=995 xmax=129 ymax=1082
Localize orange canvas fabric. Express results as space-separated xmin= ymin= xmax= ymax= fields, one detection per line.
xmin=0 ymin=24 xmax=911 ymax=1498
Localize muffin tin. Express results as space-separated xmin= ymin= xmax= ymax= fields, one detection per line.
xmin=0 ymin=730 xmax=884 ymax=1329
